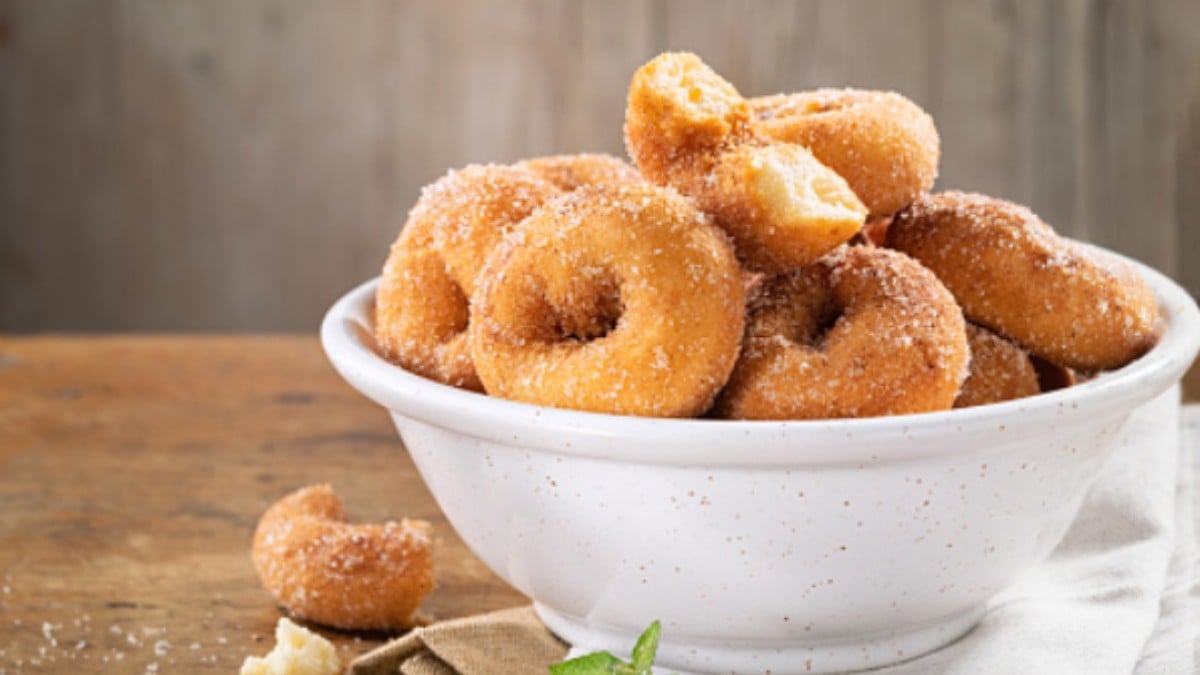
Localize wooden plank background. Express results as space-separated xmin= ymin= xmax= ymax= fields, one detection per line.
xmin=1 ymin=0 xmax=1197 ymax=331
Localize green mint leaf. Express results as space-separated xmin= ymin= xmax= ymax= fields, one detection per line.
xmin=549 ymin=620 xmax=664 ymax=675
xmin=548 ymin=650 xmax=623 ymax=675
xmin=629 ymin=620 xmax=661 ymax=672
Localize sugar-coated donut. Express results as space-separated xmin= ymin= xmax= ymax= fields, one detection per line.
xmin=252 ymin=485 xmax=435 ymax=631
xmin=470 ymin=183 xmax=745 ymax=417
xmin=625 ymin=52 xmax=867 ymax=273
xmin=751 ymin=90 xmax=940 ymax=218
xmin=713 ymin=245 xmax=968 ymax=420
xmin=374 ymin=165 xmax=560 ymax=390
xmin=885 ymin=191 xmax=1161 ymax=371
xmin=954 ymin=323 xmax=1040 ymax=409
xmin=517 ymin=153 xmax=642 ymax=192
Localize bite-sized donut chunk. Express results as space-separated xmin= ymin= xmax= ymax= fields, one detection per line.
xmin=885 ymin=191 xmax=1161 ymax=371
xmin=252 ymin=485 xmax=435 ymax=631
xmin=751 ymin=90 xmax=940 ymax=218
xmin=713 ymin=246 xmax=968 ymax=420
xmin=470 ymin=183 xmax=745 ymax=417
xmin=625 ymin=52 xmax=867 ymax=272
xmin=374 ymin=165 xmax=559 ymax=390
xmin=705 ymin=143 xmax=871 ymax=273
xmin=517 ymin=153 xmax=642 ymax=191
xmin=624 ymin=52 xmax=752 ymax=185
xmin=955 ymin=323 xmax=1040 ymax=409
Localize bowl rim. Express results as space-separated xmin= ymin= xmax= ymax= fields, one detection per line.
xmin=321 ymin=250 xmax=1200 ymax=466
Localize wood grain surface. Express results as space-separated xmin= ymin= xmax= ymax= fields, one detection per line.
xmin=0 ymin=336 xmax=524 ymax=672
xmin=1 ymin=0 xmax=1197 ymax=331
xmin=0 ymin=335 xmax=1197 ymax=671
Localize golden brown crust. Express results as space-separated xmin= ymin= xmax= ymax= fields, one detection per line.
xmin=470 ymin=183 xmax=745 ymax=417
xmin=885 ymin=191 xmax=1161 ymax=371
xmin=374 ymin=165 xmax=560 ymax=390
xmin=713 ymin=245 xmax=968 ymax=420
xmin=517 ymin=153 xmax=642 ymax=192
xmin=625 ymin=53 xmax=867 ymax=273
xmin=751 ymin=90 xmax=940 ymax=218
xmin=252 ymin=485 xmax=435 ymax=631
xmin=954 ymin=323 xmax=1040 ymax=408
xmin=424 ymin=165 xmax=560 ymax=299
xmin=374 ymin=245 xmax=479 ymax=390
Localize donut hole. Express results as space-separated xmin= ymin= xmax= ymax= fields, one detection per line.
xmin=548 ymin=274 xmax=624 ymax=344
xmin=750 ymin=271 xmax=844 ymax=348
xmin=442 ymin=277 xmax=471 ymax=337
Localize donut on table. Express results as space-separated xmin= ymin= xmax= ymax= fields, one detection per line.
xmin=252 ymin=485 xmax=435 ymax=631
xmin=751 ymin=89 xmax=940 ymax=218
xmin=885 ymin=191 xmax=1161 ymax=371
xmin=469 ymin=182 xmax=745 ymax=417
xmin=374 ymin=164 xmax=559 ymax=391
xmin=712 ymin=245 xmax=968 ymax=420
xmin=516 ymin=153 xmax=642 ymax=192
xmin=625 ymin=52 xmax=868 ymax=273
xmin=954 ymin=323 xmax=1041 ymax=409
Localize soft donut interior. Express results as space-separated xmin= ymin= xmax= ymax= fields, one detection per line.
xmin=651 ymin=53 xmax=743 ymax=127
xmin=743 ymin=144 xmax=868 ymax=227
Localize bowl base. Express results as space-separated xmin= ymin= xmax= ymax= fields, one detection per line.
xmin=537 ymin=602 xmax=985 ymax=674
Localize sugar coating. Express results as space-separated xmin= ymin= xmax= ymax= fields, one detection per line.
xmin=251 ymin=485 xmax=434 ymax=631
xmin=239 ymin=618 xmax=340 ymax=675
xmin=886 ymin=191 xmax=1161 ymax=371
xmin=713 ymin=245 xmax=969 ymax=420
xmin=517 ymin=153 xmax=642 ymax=192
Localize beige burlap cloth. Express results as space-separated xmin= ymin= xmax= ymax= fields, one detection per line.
xmin=348 ymin=606 xmax=566 ymax=675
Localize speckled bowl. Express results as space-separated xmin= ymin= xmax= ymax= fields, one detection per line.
xmin=321 ymin=257 xmax=1198 ymax=675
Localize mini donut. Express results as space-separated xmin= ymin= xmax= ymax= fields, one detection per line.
xmin=375 ymin=165 xmax=560 ymax=390
xmin=954 ymin=323 xmax=1040 ymax=409
xmin=625 ymin=52 xmax=867 ymax=273
xmin=517 ymin=153 xmax=642 ymax=191
xmin=713 ymin=245 xmax=968 ymax=420
xmin=252 ymin=485 xmax=435 ymax=631
xmin=470 ymin=182 xmax=745 ymax=417
xmin=885 ymin=191 xmax=1161 ymax=371
xmin=751 ymin=90 xmax=940 ymax=218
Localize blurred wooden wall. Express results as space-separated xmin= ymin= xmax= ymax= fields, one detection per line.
xmin=1 ymin=0 xmax=1197 ymax=331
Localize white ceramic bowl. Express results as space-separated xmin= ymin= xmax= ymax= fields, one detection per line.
xmin=321 ymin=257 xmax=1199 ymax=674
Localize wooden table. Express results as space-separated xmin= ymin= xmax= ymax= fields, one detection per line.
xmin=0 ymin=336 xmax=524 ymax=672
xmin=1 ymin=336 xmax=1196 ymax=672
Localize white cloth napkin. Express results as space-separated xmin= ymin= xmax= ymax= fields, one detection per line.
xmin=881 ymin=386 xmax=1196 ymax=674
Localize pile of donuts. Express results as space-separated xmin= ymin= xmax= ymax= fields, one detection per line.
xmin=375 ymin=51 xmax=1162 ymax=420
